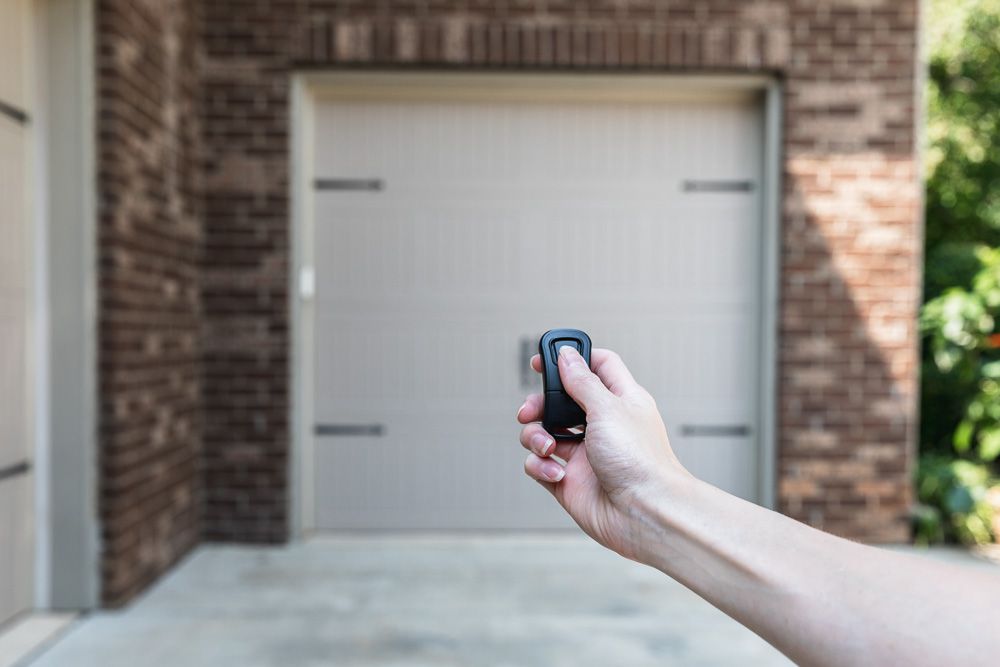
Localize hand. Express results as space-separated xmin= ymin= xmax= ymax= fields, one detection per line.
xmin=517 ymin=345 xmax=689 ymax=563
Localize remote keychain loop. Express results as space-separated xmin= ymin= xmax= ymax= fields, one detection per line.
xmin=538 ymin=329 xmax=592 ymax=441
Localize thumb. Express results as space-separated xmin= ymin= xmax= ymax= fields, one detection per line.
xmin=557 ymin=345 xmax=613 ymax=413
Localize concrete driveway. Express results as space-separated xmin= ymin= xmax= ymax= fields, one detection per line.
xmin=27 ymin=536 xmax=792 ymax=666
xmin=27 ymin=536 xmax=997 ymax=667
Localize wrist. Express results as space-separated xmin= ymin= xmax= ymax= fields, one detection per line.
xmin=621 ymin=464 xmax=698 ymax=569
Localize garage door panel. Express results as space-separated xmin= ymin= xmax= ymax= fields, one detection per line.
xmin=0 ymin=122 xmax=28 ymax=299
xmin=0 ymin=472 xmax=32 ymax=625
xmin=316 ymin=100 xmax=759 ymax=185
xmin=314 ymin=309 xmax=756 ymax=407
xmin=316 ymin=202 xmax=758 ymax=302
xmin=0 ymin=2 xmax=33 ymax=625
xmin=0 ymin=99 xmax=31 ymax=474
xmin=314 ymin=418 xmax=573 ymax=530
xmin=316 ymin=208 xmax=522 ymax=298
xmin=314 ymin=315 xmax=526 ymax=404
xmin=311 ymin=90 xmax=763 ymax=530
xmin=675 ymin=438 xmax=757 ymax=501
xmin=0 ymin=304 xmax=28 ymax=470
xmin=0 ymin=0 xmax=29 ymax=113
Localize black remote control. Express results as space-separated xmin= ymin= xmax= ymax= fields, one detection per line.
xmin=538 ymin=328 xmax=592 ymax=441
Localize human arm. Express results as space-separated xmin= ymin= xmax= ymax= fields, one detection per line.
xmin=518 ymin=345 xmax=1000 ymax=666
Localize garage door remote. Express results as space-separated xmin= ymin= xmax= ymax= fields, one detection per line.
xmin=539 ymin=328 xmax=592 ymax=441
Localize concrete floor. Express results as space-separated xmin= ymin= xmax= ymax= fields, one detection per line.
xmin=0 ymin=614 xmax=76 ymax=667
xmin=25 ymin=537 xmax=1000 ymax=667
xmin=29 ymin=536 xmax=793 ymax=667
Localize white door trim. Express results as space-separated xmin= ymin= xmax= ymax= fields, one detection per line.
xmin=290 ymin=74 xmax=317 ymax=535
xmin=290 ymin=71 xmax=783 ymax=536
xmin=32 ymin=0 xmax=99 ymax=609
xmin=757 ymin=80 xmax=783 ymax=511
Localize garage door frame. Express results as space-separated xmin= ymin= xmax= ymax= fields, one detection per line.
xmin=289 ymin=71 xmax=783 ymax=536
xmin=33 ymin=0 xmax=100 ymax=610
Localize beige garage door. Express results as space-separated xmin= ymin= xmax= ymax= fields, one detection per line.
xmin=0 ymin=0 xmax=35 ymax=626
xmin=309 ymin=77 xmax=764 ymax=530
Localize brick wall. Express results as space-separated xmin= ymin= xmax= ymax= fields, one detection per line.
xmin=97 ymin=0 xmax=204 ymax=606
xmin=198 ymin=0 xmax=920 ymax=545
xmin=777 ymin=3 xmax=920 ymax=541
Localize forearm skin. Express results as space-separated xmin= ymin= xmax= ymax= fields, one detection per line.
xmin=628 ymin=472 xmax=1000 ymax=666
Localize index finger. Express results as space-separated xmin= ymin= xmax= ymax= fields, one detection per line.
xmin=590 ymin=348 xmax=639 ymax=397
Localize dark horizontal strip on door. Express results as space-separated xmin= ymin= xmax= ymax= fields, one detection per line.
xmin=680 ymin=424 xmax=751 ymax=438
xmin=0 ymin=460 xmax=31 ymax=482
xmin=315 ymin=423 xmax=385 ymax=437
xmin=682 ymin=180 xmax=754 ymax=193
xmin=314 ymin=178 xmax=383 ymax=192
xmin=0 ymin=99 xmax=29 ymax=125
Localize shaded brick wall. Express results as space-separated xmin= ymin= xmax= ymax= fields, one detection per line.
xmin=97 ymin=0 xmax=204 ymax=606
xmin=199 ymin=0 xmax=920 ymax=545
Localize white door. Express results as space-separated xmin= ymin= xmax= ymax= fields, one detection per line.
xmin=0 ymin=0 xmax=35 ymax=625
xmin=308 ymin=79 xmax=764 ymax=530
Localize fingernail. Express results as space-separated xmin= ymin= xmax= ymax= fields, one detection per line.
xmin=541 ymin=460 xmax=565 ymax=482
xmin=516 ymin=402 xmax=527 ymax=418
xmin=532 ymin=433 xmax=554 ymax=456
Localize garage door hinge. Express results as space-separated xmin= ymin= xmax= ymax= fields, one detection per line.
xmin=0 ymin=460 xmax=31 ymax=482
xmin=314 ymin=178 xmax=384 ymax=192
xmin=315 ymin=424 xmax=385 ymax=437
xmin=681 ymin=424 xmax=751 ymax=437
xmin=0 ymin=100 xmax=29 ymax=125
xmin=682 ymin=180 xmax=754 ymax=193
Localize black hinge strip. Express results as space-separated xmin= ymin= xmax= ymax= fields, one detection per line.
xmin=314 ymin=178 xmax=383 ymax=192
xmin=0 ymin=100 xmax=29 ymax=125
xmin=683 ymin=180 xmax=754 ymax=193
xmin=315 ymin=423 xmax=385 ymax=437
xmin=0 ymin=460 xmax=31 ymax=482
xmin=681 ymin=425 xmax=751 ymax=437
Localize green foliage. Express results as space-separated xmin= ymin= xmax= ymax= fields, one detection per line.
xmin=921 ymin=249 xmax=1000 ymax=461
xmin=914 ymin=457 xmax=996 ymax=545
xmin=924 ymin=0 xmax=1000 ymax=256
xmin=923 ymin=242 xmax=986 ymax=302
xmin=917 ymin=0 xmax=1000 ymax=543
xmin=919 ymin=0 xmax=1000 ymax=456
